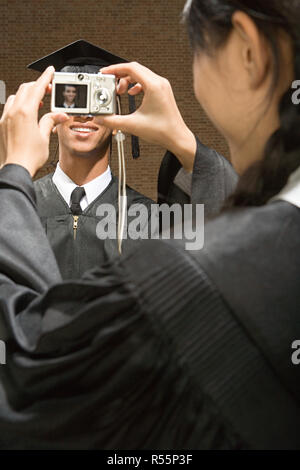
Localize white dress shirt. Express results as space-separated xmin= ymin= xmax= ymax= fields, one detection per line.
xmin=52 ymin=162 xmax=112 ymax=211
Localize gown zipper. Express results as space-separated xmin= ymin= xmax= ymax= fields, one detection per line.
xmin=73 ymin=215 xmax=79 ymax=240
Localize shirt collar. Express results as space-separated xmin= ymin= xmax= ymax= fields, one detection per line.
xmin=52 ymin=162 xmax=112 ymax=207
xmin=271 ymin=165 xmax=300 ymax=208
xmin=83 ymin=166 xmax=112 ymax=205
xmin=63 ymin=102 xmax=75 ymax=108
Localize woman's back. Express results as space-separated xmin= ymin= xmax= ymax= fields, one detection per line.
xmin=195 ymin=200 xmax=300 ymax=447
xmin=121 ymin=199 xmax=300 ymax=449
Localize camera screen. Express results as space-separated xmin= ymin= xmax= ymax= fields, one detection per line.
xmin=55 ymin=84 xmax=88 ymax=109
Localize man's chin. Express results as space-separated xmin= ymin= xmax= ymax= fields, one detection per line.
xmin=73 ymin=149 xmax=101 ymax=158
xmin=66 ymin=144 xmax=107 ymax=159
xmin=68 ymin=137 xmax=100 ymax=154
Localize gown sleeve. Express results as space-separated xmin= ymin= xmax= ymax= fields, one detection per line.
xmin=157 ymin=137 xmax=238 ymax=217
xmin=191 ymin=138 xmax=238 ymax=217
xmin=0 ymin=164 xmax=242 ymax=450
xmin=0 ymin=164 xmax=61 ymax=290
xmin=0 ymin=164 xmax=62 ymax=342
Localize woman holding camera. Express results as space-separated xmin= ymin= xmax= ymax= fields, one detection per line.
xmin=0 ymin=0 xmax=300 ymax=449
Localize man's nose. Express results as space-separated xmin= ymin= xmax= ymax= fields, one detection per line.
xmin=76 ymin=115 xmax=94 ymax=122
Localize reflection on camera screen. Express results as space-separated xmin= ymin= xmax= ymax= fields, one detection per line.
xmin=55 ymin=84 xmax=88 ymax=109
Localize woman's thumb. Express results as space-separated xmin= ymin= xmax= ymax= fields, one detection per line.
xmin=97 ymin=114 xmax=133 ymax=134
xmin=39 ymin=112 xmax=69 ymax=139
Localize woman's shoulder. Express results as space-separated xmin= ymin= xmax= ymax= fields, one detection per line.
xmin=204 ymin=200 xmax=300 ymax=255
xmin=197 ymin=200 xmax=300 ymax=298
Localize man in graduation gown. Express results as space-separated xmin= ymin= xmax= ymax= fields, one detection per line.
xmin=34 ymin=131 xmax=154 ymax=279
xmin=30 ymin=41 xmax=239 ymax=281
xmin=30 ymin=41 xmax=155 ymax=279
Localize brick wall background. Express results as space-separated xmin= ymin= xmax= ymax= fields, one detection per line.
xmin=1 ymin=0 xmax=229 ymax=201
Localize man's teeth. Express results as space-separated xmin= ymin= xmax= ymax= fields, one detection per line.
xmin=71 ymin=127 xmax=96 ymax=133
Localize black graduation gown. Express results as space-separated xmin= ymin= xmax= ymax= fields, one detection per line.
xmin=34 ymin=173 xmax=155 ymax=279
xmin=0 ymin=150 xmax=300 ymax=449
xmin=158 ymin=139 xmax=238 ymax=217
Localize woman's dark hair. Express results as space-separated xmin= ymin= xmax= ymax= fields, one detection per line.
xmin=183 ymin=0 xmax=300 ymax=207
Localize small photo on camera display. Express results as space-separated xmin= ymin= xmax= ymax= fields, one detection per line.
xmin=55 ymin=84 xmax=88 ymax=109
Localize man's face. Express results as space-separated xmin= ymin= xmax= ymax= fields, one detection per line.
xmin=62 ymin=86 xmax=76 ymax=106
xmin=56 ymin=115 xmax=112 ymax=158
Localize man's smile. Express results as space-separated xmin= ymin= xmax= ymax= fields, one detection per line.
xmin=70 ymin=123 xmax=98 ymax=136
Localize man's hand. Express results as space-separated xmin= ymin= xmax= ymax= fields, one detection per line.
xmin=99 ymin=62 xmax=196 ymax=172
xmin=0 ymin=66 xmax=68 ymax=177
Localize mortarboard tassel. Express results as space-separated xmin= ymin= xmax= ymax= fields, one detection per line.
xmin=128 ymin=85 xmax=140 ymax=159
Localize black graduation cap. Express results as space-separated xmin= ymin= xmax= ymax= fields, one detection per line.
xmin=27 ymin=39 xmax=140 ymax=158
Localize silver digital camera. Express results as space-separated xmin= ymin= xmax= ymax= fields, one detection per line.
xmin=51 ymin=72 xmax=116 ymax=115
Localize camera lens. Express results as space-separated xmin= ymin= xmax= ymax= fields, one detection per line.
xmin=78 ymin=74 xmax=84 ymax=81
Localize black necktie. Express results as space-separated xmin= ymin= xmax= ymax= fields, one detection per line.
xmin=70 ymin=187 xmax=85 ymax=215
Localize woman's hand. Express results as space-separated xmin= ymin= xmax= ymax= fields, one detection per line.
xmin=100 ymin=62 xmax=196 ymax=172
xmin=0 ymin=66 xmax=68 ymax=177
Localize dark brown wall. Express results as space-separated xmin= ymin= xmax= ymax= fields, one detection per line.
xmin=1 ymin=0 xmax=229 ymax=201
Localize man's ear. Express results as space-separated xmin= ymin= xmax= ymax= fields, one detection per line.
xmin=52 ymin=126 xmax=57 ymax=134
xmin=232 ymin=10 xmax=270 ymax=89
